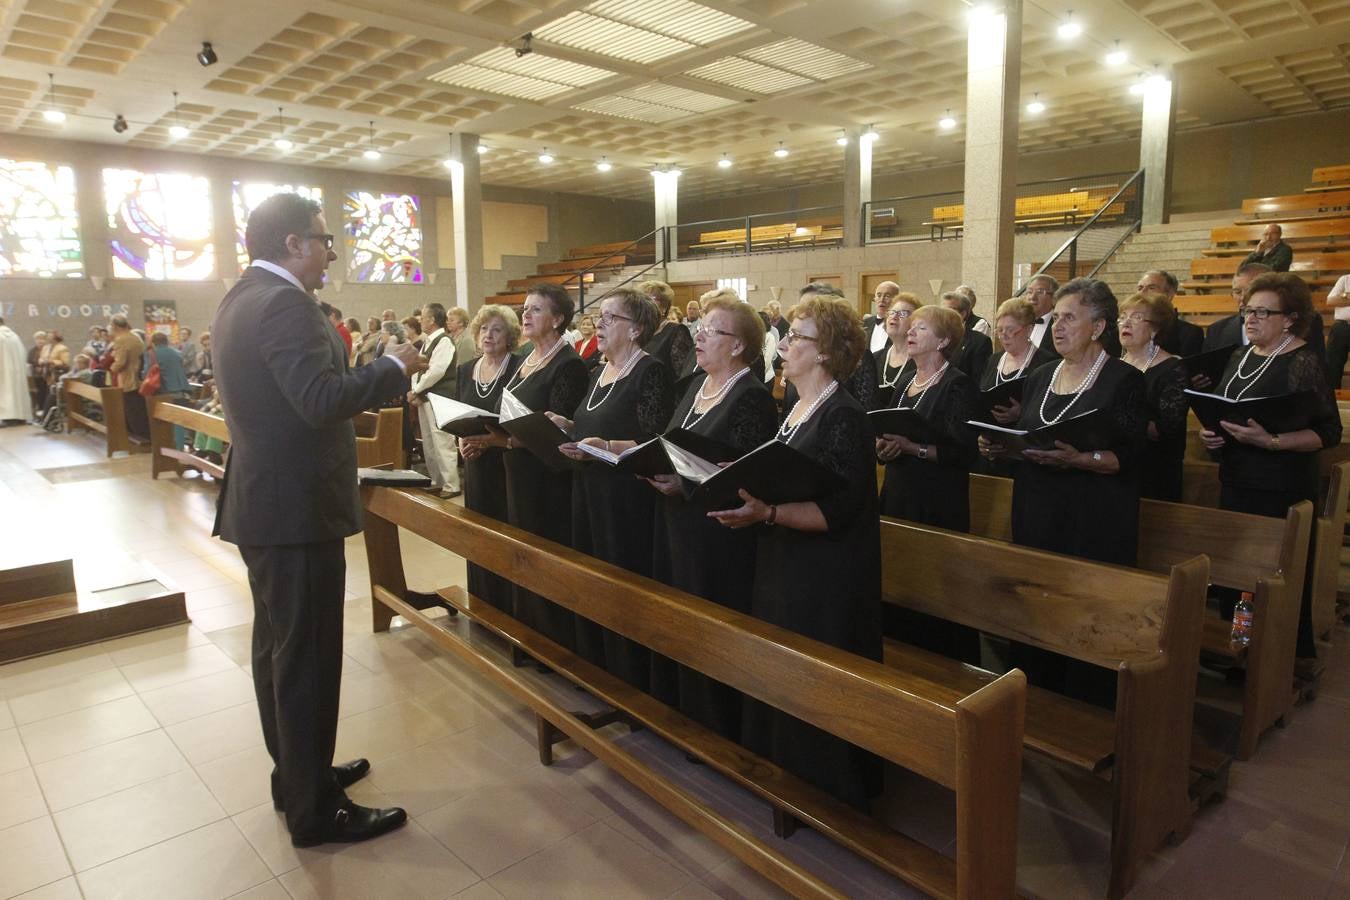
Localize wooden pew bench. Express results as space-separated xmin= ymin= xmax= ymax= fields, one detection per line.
xmin=1313 ymin=460 xmax=1350 ymax=643
xmin=1308 ymin=164 xmax=1350 ymax=192
xmin=362 ymin=488 xmax=1026 ymax=900
xmin=354 ymin=407 xmax=404 ymax=469
xmin=968 ymin=473 xmax=1311 ymax=761
xmin=877 ymin=516 xmax=1209 ymax=900
xmin=1239 ymin=188 xmax=1350 ymax=223
xmin=148 ymin=397 xmax=229 ymax=480
xmin=1202 ymin=217 xmax=1350 ymax=256
xmin=62 ymin=380 xmax=132 ymax=457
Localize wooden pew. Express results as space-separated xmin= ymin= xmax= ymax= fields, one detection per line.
xmin=148 ymin=397 xmax=229 ymax=480
xmin=1239 ymin=188 xmax=1350 ymax=222
xmin=968 ymin=473 xmax=1311 ymax=761
xmin=362 ymin=488 xmax=1026 ymax=900
xmin=1313 ymin=460 xmax=1350 ymax=642
xmin=354 ymin=408 xmax=404 ymax=469
xmin=537 ymin=254 xmax=628 ymax=275
xmin=877 ymin=516 xmax=1209 ymax=900
xmin=1203 ymin=217 xmax=1350 ymax=256
xmin=62 ymin=380 xmax=131 ymax=457
xmin=1308 ymin=164 xmax=1350 ymax=192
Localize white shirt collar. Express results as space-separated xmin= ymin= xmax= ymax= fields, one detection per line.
xmin=250 ymin=260 xmax=308 ymax=294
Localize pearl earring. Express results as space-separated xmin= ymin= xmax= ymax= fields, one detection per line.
xmin=815 ymin=354 xmax=825 ymax=364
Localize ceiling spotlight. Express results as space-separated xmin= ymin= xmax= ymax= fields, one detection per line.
xmin=42 ymin=74 xmax=65 ymax=124
xmin=835 ymin=132 xmax=849 ymax=146
xmin=275 ymin=138 xmax=293 ymax=151
xmin=515 ymin=32 xmax=533 ymax=59
xmin=538 ymin=148 xmax=553 ymax=164
xmin=112 ymin=114 xmax=128 ymax=134
xmin=1026 ymin=93 xmax=1045 ymax=114
xmin=862 ymin=124 xmax=879 ymax=142
xmin=168 ymin=90 xmax=189 ymax=140
xmin=1057 ymin=12 xmax=1082 ymax=40
xmin=717 ymin=153 xmax=732 ymax=169
xmin=938 ymin=109 xmax=956 ymax=130
xmin=596 ymin=156 xmax=612 ymax=172
xmin=477 ymin=144 xmax=487 ymax=154
xmin=362 ymin=120 xmax=381 ymax=160
xmin=273 ymin=107 xmax=293 ymax=151
xmin=1104 ymin=41 xmax=1127 ymax=66
xmin=197 ymin=41 xmax=218 ymax=67
xmin=773 ymin=142 xmax=789 ymax=158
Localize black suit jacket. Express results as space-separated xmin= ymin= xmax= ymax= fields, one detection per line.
xmin=211 ymin=267 xmax=408 ymax=546
xmin=1033 ymin=321 xmax=1060 ymax=359
xmin=955 ymin=329 xmax=992 ymax=380
xmin=1158 ymin=318 xmax=1204 ymax=358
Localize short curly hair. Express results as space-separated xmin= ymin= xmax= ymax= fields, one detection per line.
xmin=604 ymin=287 xmax=662 ymax=346
xmin=700 ymin=294 xmax=765 ymax=367
xmin=470 ymin=304 xmax=522 ymax=352
xmin=911 ymin=305 xmax=965 ymax=361
xmin=1119 ymin=292 xmax=1176 ymax=333
xmin=994 ymin=298 xmax=1037 ymax=327
xmin=785 ymin=294 xmax=865 ymax=382
xmin=1246 ymin=271 xmax=1314 ymax=339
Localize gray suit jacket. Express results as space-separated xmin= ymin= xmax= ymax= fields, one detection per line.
xmin=211 ymin=267 xmax=408 ymax=546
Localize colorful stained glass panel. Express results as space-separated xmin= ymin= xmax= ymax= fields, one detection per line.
xmin=103 ymin=168 xmax=214 ymax=280
xmin=344 ymin=191 xmax=422 ymax=283
xmin=0 ymin=158 xmax=83 ymax=278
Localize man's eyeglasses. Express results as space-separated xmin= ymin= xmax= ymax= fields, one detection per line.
xmin=1239 ymin=306 xmax=1286 ymax=321
xmin=695 ymin=323 xmax=736 ymax=339
xmin=307 ymin=233 xmax=335 ymax=251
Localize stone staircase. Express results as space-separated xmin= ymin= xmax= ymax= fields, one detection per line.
xmin=576 ymin=262 xmax=667 ymax=311
xmin=1094 ymin=220 xmax=1227 ymax=300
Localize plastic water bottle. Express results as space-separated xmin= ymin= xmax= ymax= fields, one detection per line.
xmin=1231 ymin=592 xmax=1254 ymax=647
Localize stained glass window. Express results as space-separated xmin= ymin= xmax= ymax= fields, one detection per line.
xmin=232 ymin=181 xmax=324 ymax=272
xmin=0 ymin=158 xmax=83 ymax=278
xmin=344 ymin=191 xmax=422 ymax=283
xmin=103 ymin=168 xmax=214 ymax=280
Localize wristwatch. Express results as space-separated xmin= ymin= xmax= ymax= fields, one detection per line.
xmin=1091 ymin=451 xmax=1103 ymax=463
xmin=917 ymin=445 xmax=929 ymax=460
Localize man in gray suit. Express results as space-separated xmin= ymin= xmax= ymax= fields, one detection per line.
xmin=212 ymin=193 xmax=422 ymax=848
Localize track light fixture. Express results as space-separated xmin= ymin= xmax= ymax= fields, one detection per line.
xmin=1026 ymin=93 xmax=1045 ymax=114
xmin=862 ymin=124 xmax=879 ymax=142
xmin=1104 ymin=40 xmax=1127 ymax=66
xmin=515 ymin=33 xmax=533 ymax=58
xmin=112 ymin=114 xmax=128 ymax=134
xmin=197 ymin=41 xmax=218 ymax=67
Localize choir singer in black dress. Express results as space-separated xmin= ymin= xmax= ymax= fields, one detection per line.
xmin=709 ymin=294 xmax=881 ymax=810
xmin=979 ymin=298 xmax=1055 ymax=476
xmin=554 ymin=288 xmax=675 ymax=689
xmin=871 ymin=292 xmax=919 ymax=409
xmin=1199 ymin=273 xmax=1341 ymax=659
xmin=497 ymin=285 xmax=589 ymax=651
xmin=646 ymin=296 xmax=778 ymax=739
xmin=1118 ymin=292 xmax=1188 ymax=502
xmin=455 ymin=305 xmax=523 ymax=613
xmin=639 ymin=279 xmax=696 ymax=377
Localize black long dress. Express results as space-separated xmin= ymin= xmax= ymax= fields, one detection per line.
xmin=456 ymin=353 xmax=522 ymax=613
xmin=976 ymin=347 xmax=1055 ymax=477
xmin=871 ymin=347 xmax=914 ymax=411
xmin=741 ymin=386 xmax=883 ymax=810
xmin=645 ymin=322 xmax=694 ymax=378
xmin=1213 ymin=344 xmax=1341 ymax=658
xmin=879 ymin=367 xmax=981 ymax=663
xmin=1010 ymin=355 xmax=1148 ymax=706
xmin=501 ymin=343 xmax=589 ymax=649
xmin=570 ymin=354 xmax=675 ymax=689
xmin=650 ymin=371 xmax=778 ymax=738
xmin=1140 ymin=356 xmax=1188 ymax=502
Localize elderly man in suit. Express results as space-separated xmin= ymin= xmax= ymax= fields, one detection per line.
xmin=211 ymin=193 xmax=422 ymax=848
xmin=1137 ymin=269 xmax=1204 ymax=358
xmin=1024 ymin=274 xmax=1060 ymax=359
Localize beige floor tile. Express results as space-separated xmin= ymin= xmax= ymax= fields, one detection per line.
xmin=231 ymin=803 xmax=301 ymax=878
xmin=333 ymin=698 xmax=473 ymax=763
xmin=148 ymin=557 xmax=240 ymax=592
xmin=76 ymin=819 xmax=271 ymax=900
xmin=118 ymin=643 xmax=240 ymax=693
xmin=0 ymin=817 xmax=73 ymax=898
xmin=53 ymin=768 xmax=226 ymax=871
xmin=103 ymin=624 xmax=213 ymax=667
xmin=0 ymin=726 xmax=29 ymax=774
xmin=18 ymin=695 xmax=159 ymax=764
xmin=0 ymin=646 xmax=118 ymax=698
xmin=418 ymin=782 xmax=598 ymax=878
xmin=186 ymin=583 xmax=255 ymax=614
xmin=140 ymin=667 xmax=255 ymax=727
xmin=225 ymin=880 xmax=292 ymax=900
xmin=12 ymin=876 xmax=83 ymax=899
xmin=365 ymin=729 xmax=529 ymax=817
xmin=166 ymin=702 xmax=264 ymax=766
xmin=6 ymin=667 xmax=136 ymax=726
xmin=1140 ymin=825 xmax=1334 ymax=898
xmin=35 ymin=730 xmax=190 ymax=812
xmin=696 ymin=859 xmax=793 ymax=900
xmin=191 ymin=601 xmax=256 ymax=634
xmin=451 ymin=882 xmax=506 ymax=899
xmin=205 ymin=624 xmax=255 ymax=668
xmin=0 ymin=700 xmax=14 ymax=730
xmin=601 ymin=786 xmax=735 ymax=882
xmin=487 ymin=820 xmax=691 ymax=900
xmin=0 ymin=767 xmax=47 ymax=830
xmin=197 ymin=745 xmax=275 ymax=816
xmin=277 ymin=820 xmax=478 ymax=900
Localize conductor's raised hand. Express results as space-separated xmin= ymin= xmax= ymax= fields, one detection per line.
xmin=385 ymin=339 xmax=423 ymax=376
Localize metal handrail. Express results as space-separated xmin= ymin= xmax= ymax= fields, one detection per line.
xmin=1086 ymin=218 xmax=1144 ymax=280
xmin=559 ymin=226 xmax=664 ymax=288
xmin=1031 ymin=168 xmax=1146 ymax=277
xmin=866 ymin=170 xmax=1136 ymax=211
xmin=677 ymin=204 xmax=845 ymax=231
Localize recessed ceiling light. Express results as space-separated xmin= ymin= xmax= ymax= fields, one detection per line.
xmin=774 ymin=142 xmax=789 ymax=158
xmin=538 ymin=148 xmax=554 ymax=164
xmin=43 ymin=109 xmax=66 ymax=124
xmin=596 ymin=156 xmax=612 ymax=172
xmin=443 ymin=158 xmax=456 ymax=170
xmin=1026 ymin=93 xmax=1046 ymax=114
xmin=1128 ymin=78 xmax=1146 ymax=96
xmin=938 ymin=109 xmax=956 ymax=130
xmin=717 ymin=153 xmax=732 ymax=169
xmin=274 ymin=138 xmax=293 ymax=151
xmin=1057 ymin=13 xmax=1082 ymax=40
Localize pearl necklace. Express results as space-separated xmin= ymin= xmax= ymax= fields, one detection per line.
xmin=995 ymin=346 xmax=1033 ymax=385
xmin=507 ymin=337 xmax=564 ymax=389
xmin=1222 ymin=334 xmax=1293 ymax=401
xmin=584 ymin=349 xmax=645 ymax=412
xmin=1125 ymin=340 xmax=1159 ymax=373
xmin=683 ymin=366 xmax=751 ymax=429
xmin=778 ymin=380 xmax=839 ymax=445
xmin=473 ymin=354 xmax=509 ymax=399
xmin=878 ymin=348 xmax=909 ymax=389
xmin=1039 ymin=349 xmax=1107 ymax=426
xmin=897 ymin=361 xmax=949 ymax=411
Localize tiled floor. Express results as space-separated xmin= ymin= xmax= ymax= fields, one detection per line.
xmin=2 ymin=424 xmax=1350 ymax=899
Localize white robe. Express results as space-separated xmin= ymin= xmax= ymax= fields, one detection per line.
xmin=0 ymin=325 xmax=33 ymax=421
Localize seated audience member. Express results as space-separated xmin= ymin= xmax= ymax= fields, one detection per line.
xmin=1242 ymin=222 xmax=1293 ymax=272
xmin=782 ymin=282 xmax=878 ymax=410
xmin=572 ymin=313 xmax=600 ymax=363
xmin=764 ymin=299 xmax=789 ymax=347
xmin=1136 ymin=269 xmax=1203 ymax=358
xmin=758 ymin=311 xmax=778 ymax=383
xmin=195 ymin=331 xmax=213 ymax=381
xmin=344 ymin=317 xmax=363 ymax=356
xmin=83 ymin=325 xmax=108 ymax=362
xmin=1024 ymin=274 xmax=1060 ymax=358
xmin=147 ymin=332 xmax=191 ymax=397
xmin=939 ymin=291 xmax=993 ymax=378
xmin=28 ymin=330 xmax=48 ymax=413
xmin=176 ymin=327 xmax=198 ymax=376
xmin=192 ymin=385 xmax=227 ymax=463
xmin=639 ymin=279 xmax=695 ymax=377
xmin=954 ymin=284 xmax=992 ymax=336
xmin=708 ymin=292 xmax=880 ymax=810
xmin=39 ymin=331 xmax=70 ymax=413
xmin=1326 ymin=269 xmax=1350 ymax=388
xmin=872 ymin=292 xmax=920 ymax=409
xmin=1200 ymin=273 xmax=1341 ymax=661
xmin=865 ymin=281 xmax=900 ymax=353
xmin=355 ymin=317 xmax=382 ymax=366
xmin=1118 ymin=293 xmax=1188 ymax=501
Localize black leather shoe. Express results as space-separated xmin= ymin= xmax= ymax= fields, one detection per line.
xmin=273 ymin=759 xmax=372 ymax=811
xmin=290 ymin=802 xmax=408 ymax=848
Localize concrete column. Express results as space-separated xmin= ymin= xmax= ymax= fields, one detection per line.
xmin=842 ymin=126 xmax=872 ymax=247
xmin=653 ymin=168 xmax=679 ymax=262
xmin=960 ymin=0 xmax=1022 ymax=315
xmin=1139 ymin=75 xmax=1176 ymax=226
xmin=447 ymin=132 xmax=485 ymax=312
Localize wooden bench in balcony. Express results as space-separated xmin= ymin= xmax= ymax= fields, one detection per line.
xmin=1202 ymin=217 xmax=1350 ymax=256
xmin=1306 ymin=164 xmax=1350 ymax=192
xmin=1239 ymin=189 xmax=1350 ymax=223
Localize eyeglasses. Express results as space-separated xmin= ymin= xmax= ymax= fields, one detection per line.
xmin=597 ymin=312 xmax=633 ymax=327
xmin=1117 ymin=313 xmax=1155 ymax=325
xmin=1026 ymin=286 xmax=1054 ymax=296
xmin=783 ymin=330 xmax=819 ymax=345
xmin=885 ymin=308 xmax=913 ymax=321
xmin=995 ymin=326 xmax=1026 ymax=337
xmin=306 ymin=233 xmax=335 ymax=251
xmin=694 ymin=323 xmax=736 ymax=339
xmin=1239 ymin=306 xmax=1286 ymax=321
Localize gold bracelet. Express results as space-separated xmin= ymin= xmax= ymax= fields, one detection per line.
xmin=1270 ymin=433 xmax=1281 ymax=451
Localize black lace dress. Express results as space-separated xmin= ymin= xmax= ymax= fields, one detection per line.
xmin=1140 ymin=356 xmax=1189 ymax=502
xmin=456 ymin=353 xmax=522 ymax=613
xmin=1213 ymin=344 xmax=1341 ymax=658
xmin=501 ymin=344 xmax=589 ymax=649
xmin=570 ymin=354 xmax=675 ymax=689
xmin=976 ymin=348 xmax=1057 ymax=477
xmin=741 ymin=387 xmax=883 ymax=810
xmin=871 ymin=347 xmax=914 ymax=411
xmin=650 ymin=371 xmax=778 ymax=738
xmin=645 ymin=322 xmax=695 ymax=379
